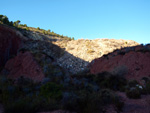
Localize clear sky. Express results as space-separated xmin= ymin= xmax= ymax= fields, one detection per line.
xmin=0 ymin=0 xmax=150 ymax=44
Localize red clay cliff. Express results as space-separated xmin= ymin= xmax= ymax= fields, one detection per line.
xmin=90 ymin=45 xmax=150 ymax=81
xmin=0 ymin=24 xmax=25 ymax=69
xmin=5 ymin=51 xmax=45 ymax=82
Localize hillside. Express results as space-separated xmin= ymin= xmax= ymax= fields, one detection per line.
xmin=0 ymin=14 xmax=139 ymax=74
xmin=89 ymin=44 xmax=150 ymax=113
xmin=54 ymin=39 xmax=138 ymax=62
xmin=1 ymin=15 xmax=150 ymax=113
xmin=54 ymin=39 xmax=139 ymax=74
xmin=0 ymin=14 xmax=74 ymax=41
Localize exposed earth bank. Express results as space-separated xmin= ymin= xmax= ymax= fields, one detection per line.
xmin=90 ymin=44 xmax=150 ymax=81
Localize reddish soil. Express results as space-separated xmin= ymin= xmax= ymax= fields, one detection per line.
xmin=118 ymin=92 xmax=150 ymax=113
xmin=90 ymin=45 xmax=150 ymax=113
xmin=4 ymin=51 xmax=45 ymax=82
xmin=90 ymin=46 xmax=150 ymax=81
xmin=0 ymin=24 xmax=26 ymax=69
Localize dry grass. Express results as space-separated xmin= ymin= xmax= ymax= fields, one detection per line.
xmin=87 ymin=49 xmax=95 ymax=54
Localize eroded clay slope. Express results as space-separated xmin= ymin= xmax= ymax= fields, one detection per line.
xmin=90 ymin=44 xmax=150 ymax=81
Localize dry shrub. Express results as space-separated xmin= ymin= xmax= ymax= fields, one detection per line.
xmin=87 ymin=49 xmax=95 ymax=54
xmin=111 ymin=65 xmax=128 ymax=77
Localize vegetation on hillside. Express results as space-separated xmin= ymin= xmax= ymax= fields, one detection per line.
xmin=0 ymin=73 xmax=124 ymax=113
xmin=1 ymin=14 xmax=149 ymax=113
xmin=1 ymin=61 xmax=150 ymax=113
xmin=0 ymin=14 xmax=74 ymax=40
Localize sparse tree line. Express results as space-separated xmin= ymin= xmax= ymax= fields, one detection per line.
xmin=0 ymin=14 xmax=74 ymax=40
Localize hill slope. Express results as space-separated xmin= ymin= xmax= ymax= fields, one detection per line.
xmin=54 ymin=39 xmax=139 ymax=73
xmin=1 ymin=19 xmax=150 ymax=113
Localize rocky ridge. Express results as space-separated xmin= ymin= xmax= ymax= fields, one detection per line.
xmin=20 ymin=28 xmax=63 ymax=42
xmin=54 ymin=39 xmax=139 ymax=62
xmin=54 ymin=39 xmax=139 ymax=74
xmin=0 ymin=24 xmax=140 ymax=76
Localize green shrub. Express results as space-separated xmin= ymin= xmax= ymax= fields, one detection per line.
xmin=72 ymin=89 xmax=124 ymax=113
xmin=87 ymin=49 xmax=95 ymax=54
xmin=128 ymin=80 xmax=139 ymax=87
xmin=26 ymin=27 xmax=29 ymax=30
xmin=40 ymin=82 xmax=63 ymax=100
xmin=24 ymin=24 xmax=27 ymax=27
xmin=37 ymin=27 xmax=40 ymax=30
xmin=4 ymin=98 xmax=37 ymax=113
xmin=145 ymin=81 xmax=150 ymax=94
xmin=3 ymin=95 xmax=48 ymax=113
xmin=0 ymin=15 xmax=9 ymax=25
xmin=99 ymin=89 xmax=124 ymax=111
xmin=47 ymin=29 xmax=51 ymax=32
xmin=126 ymin=88 xmax=141 ymax=99
xmin=0 ymin=76 xmax=63 ymax=112
xmin=76 ymin=91 xmax=102 ymax=113
xmin=125 ymin=80 xmax=142 ymax=99
xmin=99 ymin=89 xmax=117 ymax=105
xmin=95 ymin=72 xmax=127 ymax=91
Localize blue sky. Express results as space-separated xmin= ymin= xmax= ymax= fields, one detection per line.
xmin=0 ymin=0 xmax=150 ymax=44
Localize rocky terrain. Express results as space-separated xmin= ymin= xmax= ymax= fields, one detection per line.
xmin=1 ymin=20 xmax=150 ymax=113
xmin=54 ymin=39 xmax=138 ymax=74
xmin=54 ymin=38 xmax=138 ymax=62
xmin=0 ymin=23 xmax=139 ymax=76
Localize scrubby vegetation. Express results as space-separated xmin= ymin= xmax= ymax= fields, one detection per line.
xmin=1 ymin=66 xmax=150 ymax=113
xmin=0 ymin=75 xmax=63 ymax=113
xmin=0 ymin=14 xmax=74 ymax=41
xmin=0 ymin=70 xmax=126 ymax=113
xmin=124 ymin=78 xmax=150 ymax=99
xmin=0 ymin=15 xmax=13 ymax=26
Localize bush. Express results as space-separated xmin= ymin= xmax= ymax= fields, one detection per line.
xmin=111 ymin=65 xmax=128 ymax=77
xmin=0 ymin=15 xmax=9 ymax=25
xmin=87 ymin=49 xmax=95 ymax=54
xmin=24 ymin=24 xmax=27 ymax=27
xmin=4 ymin=97 xmax=37 ymax=113
xmin=40 ymin=82 xmax=63 ymax=100
xmin=76 ymin=91 xmax=102 ymax=113
xmin=128 ymin=80 xmax=139 ymax=87
xmin=47 ymin=29 xmax=51 ymax=32
xmin=145 ymin=81 xmax=150 ymax=94
xmin=125 ymin=80 xmax=142 ymax=99
xmin=0 ymin=75 xmax=63 ymax=112
xmin=126 ymin=87 xmax=141 ymax=99
xmin=99 ymin=89 xmax=124 ymax=111
xmin=26 ymin=27 xmax=29 ymax=30
xmin=37 ymin=27 xmax=40 ymax=30
xmin=70 ymin=89 xmax=124 ymax=113
xmin=95 ymin=72 xmax=127 ymax=91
